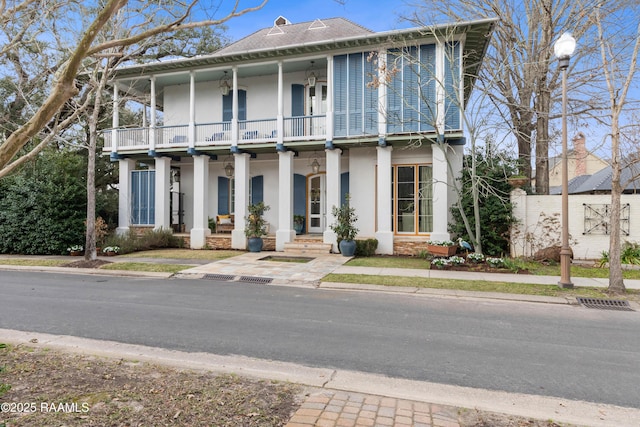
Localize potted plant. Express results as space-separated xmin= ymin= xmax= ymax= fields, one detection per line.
xmin=329 ymin=194 xmax=358 ymax=256
xmin=425 ymin=240 xmax=457 ymax=257
xmin=67 ymin=245 xmax=83 ymax=256
xmin=293 ymin=214 xmax=305 ymax=235
xmin=102 ymin=246 xmax=120 ymax=256
xmin=245 ymin=202 xmax=270 ymax=252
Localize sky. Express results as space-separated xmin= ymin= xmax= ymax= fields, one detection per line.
xmin=217 ymin=0 xmax=416 ymax=42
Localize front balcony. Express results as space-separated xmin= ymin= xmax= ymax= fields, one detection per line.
xmin=103 ymin=115 xmax=329 ymax=153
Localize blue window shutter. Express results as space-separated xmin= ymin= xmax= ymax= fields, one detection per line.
xmin=364 ymin=52 xmax=378 ymax=134
xmin=340 ymin=172 xmax=350 ymax=206
xmin=348 ymin=53 xmax=363 ymax=135
xmin=291 ymin=84 xmax=304 ymax=116
xmin=403 ymin=46 xmax=419 ymax=132
xmin=218 ymin=176 xmax=229 ymax=214
xmin=333 ymin=55 xmax=347 ymax=137
xmin=251 ymin=175 xmax=264 ymax=204
xmin=222 ymin=94 xmax=232 ymax=122
xmin=148 ymin=171 xmax=155 ymax=225
xmin=419 ymin=44 xmax=437 ymax=131
xmin=222 ymin=89 xmax=247 ymax=122
xmin=444 ymin=42 xmax=461 ymax=130
xmin=131 ymin=171 xmax=140 ymax=224
xmin=293 ymin=174 xmax=306 ymax=216
xmin=387 ymin=49 xmax=402 ymax=133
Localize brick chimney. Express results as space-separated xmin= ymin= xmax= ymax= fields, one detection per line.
xmin=573 ymin=132 xmax=587 ymax=176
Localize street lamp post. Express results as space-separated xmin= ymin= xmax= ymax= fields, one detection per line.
xmin=554 ymin=32 xmax=576 ymax=289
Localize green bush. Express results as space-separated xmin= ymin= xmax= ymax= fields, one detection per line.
xmin=355 ymin=239 xmax=378 ymax=257
xmin=600 ymin=241 xmax=640 ymax=266
xmin=104 ymin=228 xmax=183 ymax=254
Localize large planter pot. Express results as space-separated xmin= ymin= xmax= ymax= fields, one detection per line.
xmin=293 ymin=222 xmax=304 ymax=235
xmin=339 ymin=239 xmax=357 ymax=257
xmin=247 ymin=237 xmax=264 ymax=253
xmin=426 ymin=244 xmax=457 ymax=257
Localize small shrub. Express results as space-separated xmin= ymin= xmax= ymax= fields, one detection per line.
xmin=448 ymin=256 xmax=465 ymax=265
xmin=355 ymin=239 xmax=378 ymax=256
xmin=486 ymin=257 xmax=505 ymax=268
xmin=467 ymin=253 xmax=485 ymax=263
xmin=431 ymin=258 xmax=450 ymax=268
xmin=104 ymin=228 xmax=183 ymax=255
xmin=416 ymin=249 xmax=431 ymax=259
xmin=600 ymin=241 xmax=640 ymax=267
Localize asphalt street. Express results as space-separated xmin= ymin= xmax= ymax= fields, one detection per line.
xmin=1 ymin=270 xmax=639 ymax=409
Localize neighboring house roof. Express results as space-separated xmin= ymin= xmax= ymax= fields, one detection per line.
xmin=214 ymin=17 xmax=373 ymax=56
xmin=550 ymin=163 xmax=640 ymax=194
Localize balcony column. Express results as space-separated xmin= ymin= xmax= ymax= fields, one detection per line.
xmin=116 ymin=158 xmax=135 ymax=235
xmin=189 ymin=71 xmax=196 ymax=149
xmin=326 ymin=55 xmax=334 ymax=144
xmin=231 ymin=152 xmax=250 ymax=250
xmin=231 ymin=67 xmax=239 ymax=147
xmin=431 ymin=142 xmax=450 ymax=241
xmin=154 ymin=156 xmax=171 ymax=231
xmin=376 ymin=145 xmax=394 ymax=254
xmin=276 ymin=150 xmax=295 ymax=251
xmin=111 ymin=83 xmax=119 ymax=156
xmin=377 ymin=49 xmax=387 ymax=145
xmin=190 ymin=155 xmax=211 ymax=249
xmin=276 ymin=61 xmax=284 ymax=146
xmin=323 ymin=148 xmax=342 ymax=252
xmin=149 ymin=76 xmax=156 ymax=152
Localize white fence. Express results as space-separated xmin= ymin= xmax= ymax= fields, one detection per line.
xmin=510 ymin=189 xmax=639 ymax=260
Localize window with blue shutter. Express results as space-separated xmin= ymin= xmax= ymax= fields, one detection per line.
xmin=333 ymin=55 xmax=347 ymax=137
xmin=419 ymin=44 xmax=437 ymax=131
xmin=222 ymin=89 xmax=247 ymax=122
xmin=218 ymin=176 xmax=230 ymax=214
xmin=387 ymin=49 xmax=403 ymax=133
xmin=348 ymin=53 xmax=363 ymax=135
xmin=364 ymin=53 xmax=378 ymax=134
xmin=444 ymin=42 xmax=461 ymax=131
xmin=293 ymin=174 xmax=306 ymax=216
xmin=403 ymin=46 xmax=419 ymax=132
xmin=251 ymin=175 xmax=264 ymax=204
xmin=131 ymin=170 xmax=155 ymax=225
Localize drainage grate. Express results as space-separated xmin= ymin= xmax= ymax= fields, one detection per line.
xmin=238 ymin=276 xmax=273 ymax=284
xmin=202 ymin=274 xmax=236 ymax=281
xmin=576 ymin=297 xmax=634 ymax=311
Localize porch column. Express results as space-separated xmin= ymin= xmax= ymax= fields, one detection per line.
xmin=154 ymin=156 xmax=171 ymax=231
xmin=323 ymin=148 xmax=342 ymax=252
xmin=190 ymin=155 xmax=211 ymax=248
xmin=276 ymin=61 xmax=284 ymax=145
xmin=326 ymin=55 xmax=334 ymax=143
xmin=149 ymin=76 xmax=156 ymax=152
xmin=231 ymin=67 xmax=239 ymax=147
xmin=276 ymin=150 xmax=295 ymax=251
xmin=189 ymin=71 xmax=196 ymax=149
xmin=231 ymin=152 xmax=251 ymax=250
xmin=376 ymin=145 xmax=394 ymax=254
xmin=431 ymin=143 xmax=450 ymax=241
xmin=116 ymin=158 xmax=135 ymax=235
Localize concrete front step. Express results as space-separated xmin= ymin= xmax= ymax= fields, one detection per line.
xmin=283 ymin=241 xmax=332 ymax=254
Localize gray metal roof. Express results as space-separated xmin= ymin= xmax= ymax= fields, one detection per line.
xmin=550 ymin=163 xmax=640 ymax=194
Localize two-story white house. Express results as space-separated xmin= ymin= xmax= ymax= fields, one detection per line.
xmin=104 ymin=16 xmax=496 ymax=255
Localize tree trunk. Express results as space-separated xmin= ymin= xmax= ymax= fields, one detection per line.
xmin=608 ymin=113 xmax=625 ymax=293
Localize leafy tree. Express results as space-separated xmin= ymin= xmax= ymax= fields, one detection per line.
xmin=0 ymin=149 xmax=87 ymax=254
xmin=449 ymin=147 xmax=517 ymax=256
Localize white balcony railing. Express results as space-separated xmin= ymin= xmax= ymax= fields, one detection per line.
xmin=103 ymin=115 xmax=328 ymax=153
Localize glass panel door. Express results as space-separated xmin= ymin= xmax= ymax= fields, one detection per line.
xmin=396 ymin=166 xmax=415 ymax=233
xmin=307 ymin=174 xmax=325 ymax=233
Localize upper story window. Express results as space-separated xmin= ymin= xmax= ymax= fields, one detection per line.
xmin=333 ymin=52 xmax=378 ymax=137
xmin=222 ymin=89 xmax=247 ymax=122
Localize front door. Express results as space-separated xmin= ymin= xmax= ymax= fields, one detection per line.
xmin=307 ymin=174 xmax=325 ymax=233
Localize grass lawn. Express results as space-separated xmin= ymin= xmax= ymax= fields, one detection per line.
xmin=323 ymin=273 xmax=616 ymax=299
xmin=0 ymin=258 xmax=69 ymax=267
xmin=100 ymin=262 xmax=194 ymax=274
xmin=120 ymin=248 xmax=243 ymax=260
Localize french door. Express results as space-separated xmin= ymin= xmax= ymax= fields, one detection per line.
xmin=307 ymin=174 xmax=326 ymax=233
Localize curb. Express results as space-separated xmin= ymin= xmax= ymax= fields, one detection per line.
xmin=0 ymin=264 xmax=173 ymax=279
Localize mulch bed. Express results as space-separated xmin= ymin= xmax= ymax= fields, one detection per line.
xmin=61 ymin=259 xmax=113 ymax=269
